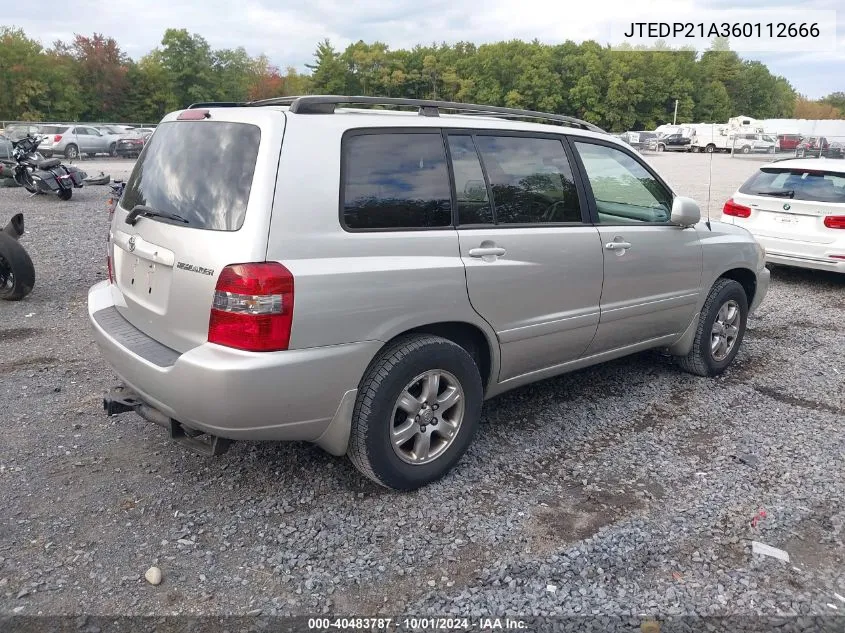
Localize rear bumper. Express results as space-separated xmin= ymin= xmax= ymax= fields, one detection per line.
xmin=756 ymin=235 xmax=845 ymax=274
xmin=87 ymin=280 xmax=380 ymax=445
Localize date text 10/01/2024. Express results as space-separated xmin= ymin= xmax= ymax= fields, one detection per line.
xmin=622 ymin=22 xmax=820 ymax=38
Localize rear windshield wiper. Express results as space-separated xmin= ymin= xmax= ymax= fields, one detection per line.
xmin=125 ymin=205 xmax=190 ymax=226
xmin=755 ymin=189 xmax=795 ymax=198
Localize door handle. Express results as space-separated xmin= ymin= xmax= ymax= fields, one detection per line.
xmin=469 ymin=247 xmax=506 ymax=258
xmin=604 ymin=241 xmax=632 ymax=251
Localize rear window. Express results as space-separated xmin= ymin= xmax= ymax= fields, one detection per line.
xmin=739 ymin=168 xmax=845 ymax=203
xmin=121 ymin=121 xmax=261 ymax=231
xmin=40 ymin=126 xmax=69 ymax=135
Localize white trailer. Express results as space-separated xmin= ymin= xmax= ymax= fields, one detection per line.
xmin=689 ymin=124 xmax=732 ymax=153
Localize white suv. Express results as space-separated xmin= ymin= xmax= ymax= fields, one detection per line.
xmin=88 ymin=96 xmax=769 ymax=490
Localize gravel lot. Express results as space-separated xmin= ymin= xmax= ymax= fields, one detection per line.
xmin=1 ymin=153 xmax=844 ymax=624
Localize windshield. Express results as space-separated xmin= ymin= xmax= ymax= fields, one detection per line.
xmin=739 ymin=168 xmax=845 ymax=203
xmin=120 ymin=120 xmax=261 ymax=231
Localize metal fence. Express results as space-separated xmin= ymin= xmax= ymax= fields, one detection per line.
xmin=1 ymin=120 xmax=159 ymax=131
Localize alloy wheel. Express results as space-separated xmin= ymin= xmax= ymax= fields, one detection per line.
xmin=390 ymin=369 xmax=465 ymax=465
xmin=711 ymin=300 xmax=740 ymax=362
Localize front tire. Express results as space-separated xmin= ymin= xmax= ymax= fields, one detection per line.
xmin=677 ymin=278 xmax=748 ymax=377
xmin=348 ymin=335 xmax=483 ymax=490
xmin=0 ymin=233 xmax=35 ymax=300
xmin=58 ymin=188 xmax=72 ymax=200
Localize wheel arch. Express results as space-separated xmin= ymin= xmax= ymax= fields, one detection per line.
xmin=390 ymin=321 xmax=497 ymax=394
xmin=668 ymin=266 xmax=756 ymax=357
xmin=719 ymin=267 xmax=756 ymax=306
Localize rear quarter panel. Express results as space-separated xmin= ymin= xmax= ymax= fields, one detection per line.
xmin=265 ymin=116 xmax=500 ymax=371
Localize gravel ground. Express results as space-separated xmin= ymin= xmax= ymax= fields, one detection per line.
xmin=1 ymin=154 xmax=844 ymax=625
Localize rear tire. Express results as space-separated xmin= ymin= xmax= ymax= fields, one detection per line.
xmin=742 ymin=145 xmax=751 ymax=154
xmin=677 ymin=279 xmax=748 ymax=377
xmin=706 ymin=144 xmax=715 ymax=153
xmin=58 ymin=188 xmax=72 ymax=200
xmin=348 ymin=335 xmax=483 ymax=491
xmin=0 ymin=233 xmax=35 ymax=300
xmin=657 ymin=144 xmax=665 ymax=152
xmin=109 ymin=143 xmax=117 ymax=157
xmin=64 ymin=144 xmax=78 ymax=160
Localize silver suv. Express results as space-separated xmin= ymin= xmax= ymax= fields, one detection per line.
xmin=88 ymin=96 xmax=770 ymax=490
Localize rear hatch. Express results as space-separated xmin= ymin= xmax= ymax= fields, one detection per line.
xmin=108 ymin=108 xmax=285 ymax=353
xmin=732 ymin=165 xmax=845 ymax=244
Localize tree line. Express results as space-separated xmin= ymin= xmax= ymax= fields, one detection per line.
xmin=1 ymin=26 xmax=842 ymax=131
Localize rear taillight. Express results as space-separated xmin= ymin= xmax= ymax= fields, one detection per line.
xmin=54 ymin=134 xmax=62 ymax=143
xmin=723 ymin=198 xmax=752 ymax=218
xmin=823 ymin=215 xmax=845 ymax=229
xmin=208 ymin=263 xmax=294 ymax=352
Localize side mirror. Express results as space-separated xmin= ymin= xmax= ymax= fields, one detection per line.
xmin=671 ymin=196 xmax=701 ymax=227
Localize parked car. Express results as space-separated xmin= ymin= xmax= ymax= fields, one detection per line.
xmin=731 ymin=133 xmax=777 ymax=154
xmin=620 ymin=131 xmax=658 ymax=151
xmin=3 ymin=124 xmax=41 ymax=140
xmin=795 ymin=136 xmax=844 ymax=159
xmin=88 ymin=96 xmax=769 ymax=490
xmin=656 ymin=133 xmax=691 ymax=152
xmin=38 ymin=125 xmax=114 ymax=158
xmin=777 ymin=134 xmax=803 ymax=152
xmin=0 ymin=134 xmax=11 ymax=161
xmin=114 ymin=130 xmax=153 ymax=158
xmin=92 ymin=126 xmax=128 ymax=156
xmin=723 ymin=158 xmax=845 ymax=273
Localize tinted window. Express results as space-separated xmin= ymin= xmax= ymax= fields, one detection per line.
xmin=739 ymin=168 xmax=845 ymax=203
xmin=121 ymin=121 xmax=260 ymax=231
xmin=473 ymin=135 xmax=581 ymax=224
xmin=342 ymin=133 xmax=451 ymax=230
xmin=574 ymin=141 xmax=673 ymax=223
xmin=447 ymin=135 xmax=493 ymax=225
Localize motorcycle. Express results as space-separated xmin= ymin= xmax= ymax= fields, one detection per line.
xmin=11 ymin=134 xmax=87 ymax=200
xmin=0 ymin=213 xmax=35 ymax=300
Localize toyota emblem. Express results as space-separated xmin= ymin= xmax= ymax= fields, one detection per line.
xmin=128 ymin=236 xmax=136 ymax=252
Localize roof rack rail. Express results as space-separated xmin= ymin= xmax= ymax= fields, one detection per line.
xmin=187 ymin=95 xmax=605 ymax=133
xmin=186 ymin=101 xmax=244 ymax=109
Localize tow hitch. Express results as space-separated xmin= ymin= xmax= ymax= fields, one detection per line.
xmin=103 ymin=385 xmax=233 ymax=457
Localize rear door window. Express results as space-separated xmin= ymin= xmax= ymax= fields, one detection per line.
xmin=341 ymin=132 xmax=452 ymax=230
xmin=472 ymin=135 xmax=582 ymax=224
xmin=121 ymin=121 xmax=261 ymax=231
xmin=739 ymin=168 xmax=845 ymax=203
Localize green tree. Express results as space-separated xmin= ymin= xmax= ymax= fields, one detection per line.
xmin=307 ymin=39 xmax=347 ymax=94
xmin=158 ymin=28 xmax=215 ymax=107
xmin=212 ymin=47 xmax=253 ymax=102
xmin=820 ymin=92 xmax=845 ymax=115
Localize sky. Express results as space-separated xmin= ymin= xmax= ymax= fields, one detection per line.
xmin=4 ymin=0 xmax=843 ymax=99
